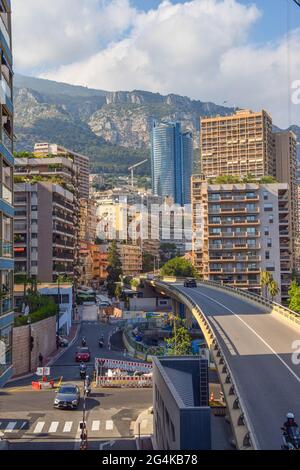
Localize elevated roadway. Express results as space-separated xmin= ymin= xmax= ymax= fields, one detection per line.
xmin=151 ymin=280 xmax=300 ymax=450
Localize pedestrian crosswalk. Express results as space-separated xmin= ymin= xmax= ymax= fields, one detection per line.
xmin=0 ymin=418 xmax=119 ymax=436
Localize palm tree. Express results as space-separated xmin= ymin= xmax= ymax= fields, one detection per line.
xmin=260 ymin=271 xmax=273 ymax=299
xmin=269 ymin=280 xmax=279 ymax=302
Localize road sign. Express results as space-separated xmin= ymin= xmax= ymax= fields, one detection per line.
xmin=36 ymin=367 xmax=50 ymax=376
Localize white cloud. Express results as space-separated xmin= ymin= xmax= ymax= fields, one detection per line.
xmin=13 ymin=0 xmax=300 ymax=127
xmin=12 ymin=0 xmax=137 ymax=72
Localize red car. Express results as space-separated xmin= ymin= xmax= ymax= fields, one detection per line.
xmin=75 ymin=347 xmax=91 ymax=362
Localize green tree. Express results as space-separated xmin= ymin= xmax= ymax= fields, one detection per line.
xmin=106 ymin=241 xmax=123 ymax=297
xmin=259 ymin=176 xmax=277 ymax=184
xmin=161 ymin=257 xmax=196 ymax=278
xmin=269 ymin=280 xmax=279 ymax=302
xmin=260 ymin=271 xmax=273 ymax=299
xmin=288 ymin=280 xmax=300 ymax=313
xmin=142 ymin=252 xmax=155 ymax=273
xmin=115 ymin=283 xmax=123 ymax=300
xmin=165 ymin=318 xmax=192 ymax=356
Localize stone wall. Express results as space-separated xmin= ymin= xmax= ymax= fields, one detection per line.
xmin=12 ymin=316 xmax=56 ymax=377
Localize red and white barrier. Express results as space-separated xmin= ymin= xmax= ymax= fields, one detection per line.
xmin=95 ymin=357 xmax=152 ymax=373
xmin=96 ymin=375 xmax=152 ymax=388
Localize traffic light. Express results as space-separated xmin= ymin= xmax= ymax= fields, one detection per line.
xmin=30 ymin=336 xmax=34 ymax=351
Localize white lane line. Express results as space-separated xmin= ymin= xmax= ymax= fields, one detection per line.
xmin=33 ymin=422 xmax=45 ymax=434
xmin=48 ymin=422 xmax=59 ymax=433
xmin=105 ymin=420 xmax=113 ymax=431
xmin=63 ymin=421 xmax=73 ymax=433
xmin=92 ymin=420 xmax=100 ymax=431
xmin=196 ymin=289 xmax=300 ymax=384
xmin=4 ymin=422 xmax=17 ymax=433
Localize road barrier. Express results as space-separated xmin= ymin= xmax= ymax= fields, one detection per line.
xmin=96 ymin=375 xmax=152 ymax=388
xmin=95 ymin=357 xmax=152 ymax=373
xmin=149 ymin=279 xmax=256 ymax=450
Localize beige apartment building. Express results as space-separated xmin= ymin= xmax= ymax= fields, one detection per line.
xmin=119 ymin=244 xmax=142 ymax=276
xmin=200 ymin=109 xmax=276 ymax=179
xmin=192 ymin=178 xmax=292 ymax=302
xmin=34 ymin=143 xmax=90 ymax=199
xmin=14 ymin=155 xmax=80 ymax=283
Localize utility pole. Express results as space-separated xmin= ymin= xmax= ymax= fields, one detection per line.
xmin=28 ymin=317 xmax=32 ymax=373
xmin=80 ymin=380 xmax=88 ymax=450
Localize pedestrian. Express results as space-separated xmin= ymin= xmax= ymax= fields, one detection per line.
xmin=38 ymin=352 xmax=43 ymax=367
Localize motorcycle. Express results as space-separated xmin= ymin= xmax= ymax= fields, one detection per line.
xmin=82 ymin=338 xmax=87 ymax=347
xmin=80 ymin=366 xmax=87 ymax=380
xmin=84 ymin=385 xmax=91 ymax=396
xmin=281 ymin=427 xmax=300 ymax=450
xmin=99 ymin=340 xmax=104 ymax=348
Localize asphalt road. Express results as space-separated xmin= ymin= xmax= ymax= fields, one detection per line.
xmin=174 ymin=283 xmax=300 ymax=450
xmin=1 ymin=304 xmax=152 ymax=450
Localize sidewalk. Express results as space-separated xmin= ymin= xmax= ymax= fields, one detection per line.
xmin=46 ymin=323 xmax=80 ymax=366
xmin=134 ymin=407 xmax=154 ymax=451
xmin=9 ymin=322 xmax=81 ymax=382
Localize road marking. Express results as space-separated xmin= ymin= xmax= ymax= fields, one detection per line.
xmin=105 ymin=420 xmax=113 ymax=430
xmin=63 ymin=421 xmax=73 ymax=433
xmin=4 ymin=422 xmax=17 ymax=432
xmin=33 ymin=422 xmax=45 ymax=434
xmin=196 ymin=289 xmax=300 ymax=384
xmin=92 ymin=420 xmax=100 ymax=431
xmin=48 ymin=422 xmax=59 ymax=433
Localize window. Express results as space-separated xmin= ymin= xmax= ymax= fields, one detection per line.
xmin=264 ymin=204 xmax=273 ymax=212
xmin=267 ymin=238 xmax=272 ymax=248
xmin=263 ymin=191 xmax=269 ymax=201
xmin=264 ymin=227 xmax=269 ymax=236
xmin=265 ymin=251 xmax=270 ymax=260
xmin=269 ymin=215 xmax=274 ymax=224
xmin=31 ymin=206 xmax=38 ymax=211
xmin=31 ymin=261 xmax=38 ymax=267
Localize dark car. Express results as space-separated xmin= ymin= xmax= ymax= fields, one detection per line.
xmin=54 ymin=384 xmax=80 ymax=409
xmin=184 ymin=278 xmax=197 ymax=288
xmin=75 ymin=347 xmax=91 ymax=362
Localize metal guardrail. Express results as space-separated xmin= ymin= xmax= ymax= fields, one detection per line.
xmin=151 ymin=279 xmax=257 ymax=450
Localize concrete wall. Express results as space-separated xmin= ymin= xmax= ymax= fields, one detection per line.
xmin=12 ymin=316 xmax=56 ymax=377
xmin=153 ymin=358 xmax=211 ymax=450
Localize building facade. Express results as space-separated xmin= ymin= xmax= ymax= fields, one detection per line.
xmin=192 ymin=179 xmax=292 ymax=302
xmin=151 ymin=121 xmax=193 ymax=205
xmin=0 ymin=0 xmax=13 ymax=387
xmin=34 ymin=143 xmax=90 ymax=199
xmin=14 ymin=155 xmax=80 ymax=283
xmin=152 ymin=356 xmax=211 ymax=450
xmin=119 ymin=244 xmax=142 ymax=276
xmin=200 ymin=109 xmax=275 ymax=179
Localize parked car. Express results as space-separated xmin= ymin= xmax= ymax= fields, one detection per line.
xmin=99 ymin=301 xmax=110 ymax=308
xmin=75 ymin=347 xmax=91 ymax=362
xmin=58 ymin=336 xmax=69 ymax=348
xmin=54 ymin=384 xmax=80 ymax=409
xmin=184 ymin=278 xmax=197 ymax=288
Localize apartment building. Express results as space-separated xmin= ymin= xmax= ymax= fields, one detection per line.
xmin=79 ymin=198 xmax=98 ymax=243
xmin=0 ymin=0 xmax=14 ymax=387
xmin=119 ymin=244 xmax=142 ymax=276
xmin=192 ymin=178 xmax=292 ymax=302
xmin=34 ymin=143 xmax=90 ymax=199
xmin=14 ymin=155 xmax=80 ymax=283
xmin=200 ymin=109 xmax=275 ymax=179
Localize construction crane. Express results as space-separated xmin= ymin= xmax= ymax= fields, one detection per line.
xmin=128 ymin=159 xmax=148 ymax=188
xmin=292 ymin=0 xmax=300 ymax=6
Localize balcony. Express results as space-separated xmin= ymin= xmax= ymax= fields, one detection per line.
xmin=0 ymin=240 xmax=12 ymax=257
xmin=0 ymin=295 xmax=13 ymax=316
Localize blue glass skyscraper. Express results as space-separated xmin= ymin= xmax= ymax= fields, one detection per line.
xmin=151 ymin=121 xmax=193 ymax=205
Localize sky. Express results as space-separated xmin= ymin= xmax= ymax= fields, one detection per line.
xmin=12 ymin=0 xmax=300 ymax=128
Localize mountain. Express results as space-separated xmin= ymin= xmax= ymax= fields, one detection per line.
xmin=13 ymin=74 xmax=300 ymax=175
